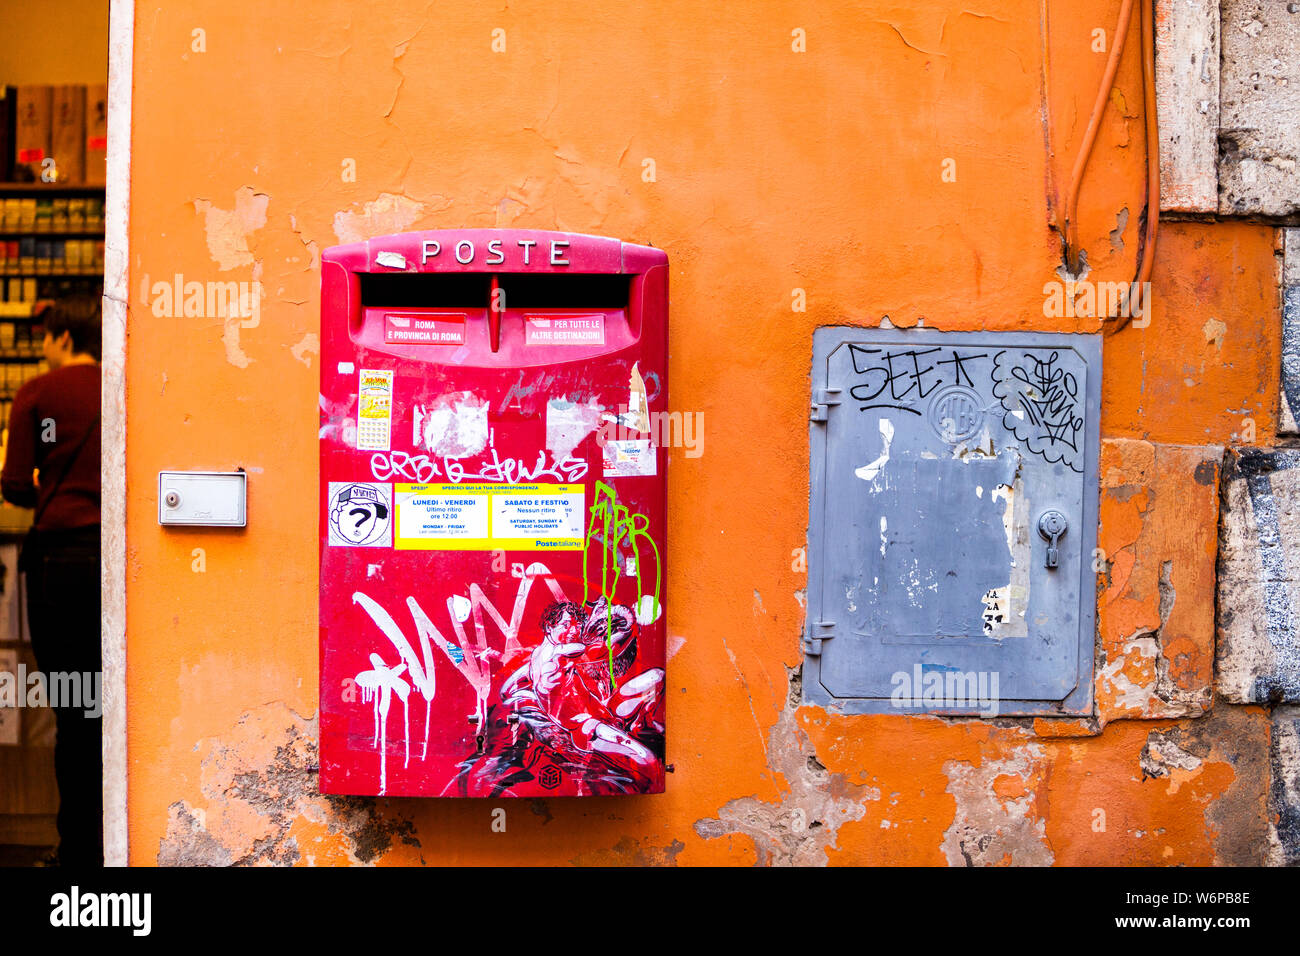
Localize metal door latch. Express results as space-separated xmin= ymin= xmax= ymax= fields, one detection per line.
xmin=1038 ymin=509 xmax=1068 ymax=569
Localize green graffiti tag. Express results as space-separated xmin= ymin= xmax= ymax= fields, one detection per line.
xmin=583 ymin=480 xmax=662 ymax=684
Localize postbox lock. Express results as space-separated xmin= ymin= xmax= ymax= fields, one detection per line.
xmin=1038 ymin=509 xmax=1068 ymax=569
xmin=164 ymin=491 xmax=181 ymax=508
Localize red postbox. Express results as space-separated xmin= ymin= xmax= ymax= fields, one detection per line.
xmin=319 ymin=230 xmax=668 ymax=797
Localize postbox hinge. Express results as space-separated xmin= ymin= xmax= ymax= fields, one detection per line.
xmin=811 ymin=388 xmax=842 ymax=423
xmin=803 ymin=620 xmax=836 ymax=656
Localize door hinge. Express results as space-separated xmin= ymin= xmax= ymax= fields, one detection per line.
xmin=803 ymin=620 xmax=836 ymax=656
xmin=810 ymin=388 xmax=842 ymax=423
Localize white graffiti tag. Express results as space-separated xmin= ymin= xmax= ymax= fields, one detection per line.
xmin=369 ymin=451 xmax=439 ymax=483
xmin=369 ymin=448 xmax=588 ymax=485
xmin=349 ymin=563 xmax=570 ymax=789
xmin=353 ymin=654 xmax=411 ymax=795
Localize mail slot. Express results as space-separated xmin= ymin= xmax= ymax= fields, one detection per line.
xmin=804 ymin=328 xmax=1101 ymax=716
xmin=319 ymin=229 xmax=668 ymax=796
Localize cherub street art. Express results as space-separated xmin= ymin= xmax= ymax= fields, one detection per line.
xmin=461 ymin=598 xmax=665 ymax=795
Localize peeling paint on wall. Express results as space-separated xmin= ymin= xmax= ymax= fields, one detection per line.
xmin=1139 ymin=707 xmax=1273 ymax=866
xmin=1203 ymin=317 xmax=1227 ymax=350
xmin=1140 ymin=728 xmax=1205 ymax=779
xmin=981 ymin=475 xmax=1029 ymax=638
xmin=570 ymin=836 xmax=685 ymax=866
xmin=193 ymin=187 xmax=269 ymax=272
xmin=1098 ymin=441 xmax=1220 ymax=721
xmin=693 ymin=678 xmax=876 ymax=866
xmin=854 ymin=419 xmax=894 ymax=484
xmin=333 ymin=193 xmax=427 ymax=245
xmin=941 ymin=745 xmax=1053 ymax=866
xmin=156 ymin=704 xmax=421 ymax=866
xmin=291 ymin=333 xmax=321 ymax=367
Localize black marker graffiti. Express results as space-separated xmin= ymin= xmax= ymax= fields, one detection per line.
xmin=846 ymin=346 xmax=989 ymax=414
xmin=937 ymin=351 xmax=988 ymax=387
xmin=992 ymin=349 xmax=1084 ymax=473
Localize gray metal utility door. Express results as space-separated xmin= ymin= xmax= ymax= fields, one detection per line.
xmin=805 ymin=328 xmax=1101 ymax=716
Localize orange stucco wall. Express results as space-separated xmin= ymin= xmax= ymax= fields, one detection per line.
xmin=125 ymin=2 xmax=1281 ymax=865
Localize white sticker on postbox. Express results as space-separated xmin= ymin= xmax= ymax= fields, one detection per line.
xmin=602 ymin=439 xmax=657 ymax=477
xmin=357 ymin=369 xmax=394 ymax=451
xmin=395 ymin=485 xmax=490 ymax=546
xmin=492 ymin=485 xmax=585 ymax=542
xmin=327 ymin=482 xmax=393 ymax=547
xmin=393 ymin=483 xmax=584 ymax=551
xmin=525 ymin=314 xmax=605 ymax=346
xmin=384 ymin=312 xmax=467 ymax=345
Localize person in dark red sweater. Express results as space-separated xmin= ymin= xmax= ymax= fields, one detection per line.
xmin=1 ymin=296 xmax=101 ymax=867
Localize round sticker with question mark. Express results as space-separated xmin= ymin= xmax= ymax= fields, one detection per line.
xmin=328 ymin=482 xmax=392 ymax=547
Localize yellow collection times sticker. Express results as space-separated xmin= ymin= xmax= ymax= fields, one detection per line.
xmin=394 ymin=483 xmax=585 ymax=551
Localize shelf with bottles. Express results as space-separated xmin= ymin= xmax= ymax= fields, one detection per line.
xmin=2 ymin=269 xmax=106 ymax=279
xmin=0 ymin=183 xmax=104 ymax=194
xmin=0 ymin=190 xmax=104 ymax=233
xmin=0 ymin=276 xmax=102 ymax=321
xmin=0 ymin=316 xmax=46 ymax=355
xmin=0 ymin=229 xmax=103 ymax=239
xmin=0 ymin=186 xmax=106 ymax=280
xmin=0 ymin=239 xmax=104 ymax=276
xmin=0 ymin=360 xmax=50 ymax=435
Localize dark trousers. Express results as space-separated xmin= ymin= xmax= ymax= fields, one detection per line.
xmin=24 ymin=525 xmax=102 ymax=867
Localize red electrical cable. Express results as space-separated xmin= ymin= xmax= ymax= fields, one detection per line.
xmin=1110 ymin=0 xmax=1160 ymax=333
xmin=1058 ymin=0 xmax=1160 ymax=333
xmin=1063 ymin=0 xmax=1137 ymax=276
